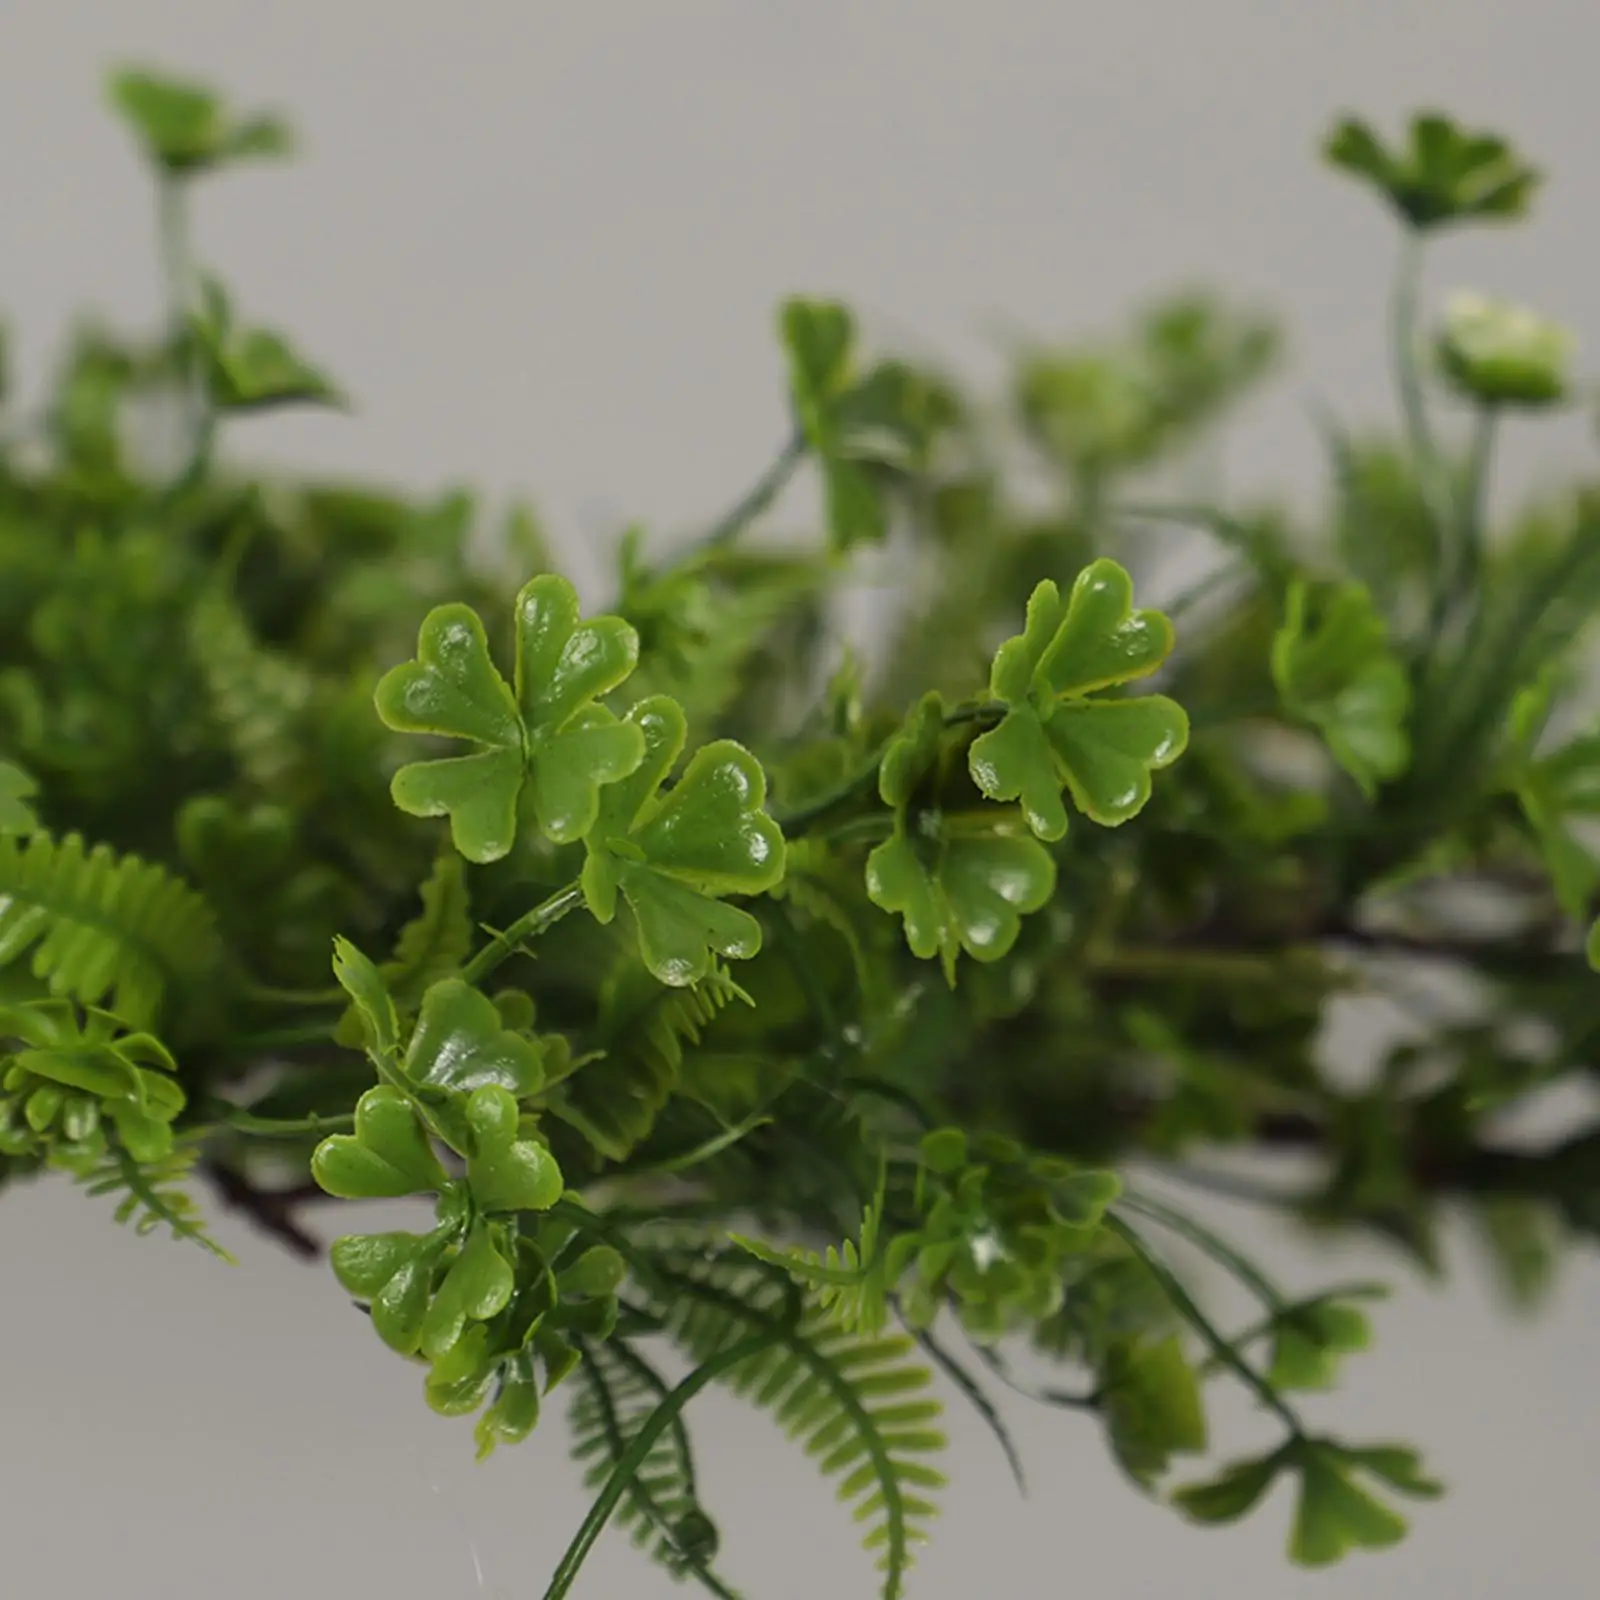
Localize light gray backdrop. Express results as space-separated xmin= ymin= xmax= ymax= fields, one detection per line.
xmin=2 ymin=4 xmax=1596 ymax=1597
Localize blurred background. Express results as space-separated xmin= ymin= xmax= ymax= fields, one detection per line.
xmin=2 ymin=3 xmax=1596 ymax=1595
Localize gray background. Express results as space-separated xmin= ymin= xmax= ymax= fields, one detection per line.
xmin=2 ymin=3 xmax=1597 ymax=1596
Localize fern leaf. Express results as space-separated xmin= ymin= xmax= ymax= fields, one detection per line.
xmin=731 ymin=1168 xmax=896 ymax=1334
xmin=641 ymin=1245 xmax=945 ymax=1600
xmin=188 ymin=589 xmax=315 ymax=789
xmin=569 ymin=1337 xmax=738 ymax=1595
xmin=74 ymin=1139 xmax=235 ymax=1261
xmin=552 ymin=963 xmax=747 ymax=1162
xmin=0 ymin=831 xmax=223 ymax=1028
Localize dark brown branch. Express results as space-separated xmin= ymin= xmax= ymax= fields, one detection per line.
xmin=201 ymin=1162 xmax=324 ymax=1259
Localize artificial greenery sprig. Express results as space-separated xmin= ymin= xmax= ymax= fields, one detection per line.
xmin=5 ymin=67 xmax=1600 ymax=1598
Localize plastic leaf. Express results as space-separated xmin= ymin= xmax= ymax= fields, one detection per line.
xmin=1271 ymin=579 xmax=1410 ymax=796
xmin=419 ymin=1222 xmax=516 ymax=1361
xmin=107 ymin=66 xmax=294 ymax=176
xmin=1324 ymin=111 xmax=1540 ymax=231
xmin=1268 ymin=1288 xmax=1385 ymax=1391
xmin=376 ymin=575 xmax=643 ymax=861
xmin=1173 ymin=1452 xmax=1283 ymax=1525
xmin=310 ymin=1086 xmax=447 ymax=1199
xmin=463 ymin=1086 xmax=564 ymax=1213
xmin=0 ymin=761 xmax=39 ymax=837
xmin=191 ymin=278 xmax=342 ymax=413
xmin=581 ymin=696 xmax=785 ymax=986
xmin=866 ymin=694 xmax=1057 ymax=982
xmin=329 ymin=1230 xmax=444 ymax=1355
xmin=1101 ymin=1334 xmax=1208 ymax=1487
xmin=475 ymin=1348 xmax=541 ymax=1459
xmin=1291 ymin=1447 xmax=1408 ymax=1566
xmin=332 ymin=936 xmax=399 ymax=1057
xmin=402 ymin=979 xmax=545 ymax=1100
xmin=969 ymin=565 xmax=1188 ymax=838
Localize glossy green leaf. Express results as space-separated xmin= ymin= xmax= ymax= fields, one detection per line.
xmin=463 ymin=1086 xmax=564 ymax=1213
xmin=310 ymin=1086 xmax=447 ymax=1199
xmin=970 ymin=566 xmax=1188 ymax=838
xmin=402 ymin=979 xmax=545 ymax=1099
xmin=329 ymin=1229 xmax=443 ymax=1355
xmin=419 ymin=1221 xmax=516 ymax=1361
xmin=1325 ymin=111 xmax=1540 ymax=231
xmin=582 ymin=696 xmax=785 ymax=985
xmin=0 ymin=762 xmax=39 ymax=837
xmin=867 ymin=694 xmax=1057 ymax=981
xmin=475 ymin=1348 xmax=541 ymax=1459
xmin=1271 ymin=579 xmax=1410 ymax=796
xmin=332 ymin=936 xmax=399 ymax=1057
xmin=376 ymin=575 xmax=643 ymax=861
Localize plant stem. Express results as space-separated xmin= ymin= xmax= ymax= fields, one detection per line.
xmin=1104 ymin=1212 xmax=1301 ymax=1434
xmin=156 ymin=174 xmax=210 ymax=481
xmin=1121 ymin=1190 xmax=1285 ymax=1309
xmin=462 ymin=880 xmax=586 ymax=987
xmin=704 ymin=428 xmax=807 ymax=548
xmin=221 ymin=1108 xmax=356 ymax=1138
xmin=540 ymin=1332 xmax=776 ymax=1600
xmin=1452 ymin=403 xmax=1498 ymax=611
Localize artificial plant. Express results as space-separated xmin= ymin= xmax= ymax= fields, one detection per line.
xmin=3 ymin=71 xmax=1598 ymax=1597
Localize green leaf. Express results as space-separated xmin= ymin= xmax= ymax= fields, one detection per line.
xmin=332 ymin=937 xmax=399 ymax=1058
xmin=375 ymin=603 xmax=525 ymax=862
xmin=969 ymin=565 xmax=1188 ymax=838
xmin=476 ymin=1348 xmax=542 ymax=1459
xmin=867 ymin=694 xmax=1057 ymax=981
xmin=463 ymin=1085 xmax=564 ymax=1213
xmin=582 ymin=696 xmax=785 ymax=986
xmin=376 ymin=575 xmax=644 ymax=861
xmin=1267 ymin=1289 xmax=1383 ymax=1391
xmin=310 ymin=1086 xmax=447 ymax=1199
xmin=420 ymin=1221 xmax=516 ymax=1361
xmin=329 ymin=1229 xmax=444 ymax=1355
xmin=781 ymin=298 xmax=856 ymax=441
xmin=107 ymin=66 xmax=294 ymax=176
xmin=1271 ymin=579 xmax=1410 ymax=795
xmin=402 ymin=979 xmax=545 ymax=1100
xmin=1324 ymin=111 xmax=1540 ymax=231
xmin=1173 ymin=1451 xmax=1283 ymax=1525
xmin=0 ymin=762 xmax=39 ymax=837
xmin=1291 ymin=1445 xmax=1408 ymax=1566
xmin=192 ymin=279 xmax=342 ymax=413
xmin=1101 ymin=1334 xmax=1208 ymax=1487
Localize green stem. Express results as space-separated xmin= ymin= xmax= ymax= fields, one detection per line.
xmin=156 ymin=174 xmax=210 ymax=482
xmin=1452 ymin=403 xmax=1498 ymax=612
xmin=705 ymin=428 xmax=807 ymax=548
xmin=462 ymin=880 xmax=586 ymax=987
xmin=1090 ymin=946 xmax=1296 ymax=985
xmin=238 ymin=979 xmax=346 ymax=1009
xmin=221 ymin=1108 xmax=356 ymax=1138
xmin=540 ymin=1332 xmax=777 ymax=1600
xmin=1104 ymin=1211 xmax=1301 ymax=1434
xmin=1121 ymin=1190 xmax=1284 ymax=1310
xmin=216 ymin=1023 xmax=339 ymax=1057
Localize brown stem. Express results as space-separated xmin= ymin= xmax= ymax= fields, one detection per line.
xmin=201 ymin=1162 xmax=324 ymax=1260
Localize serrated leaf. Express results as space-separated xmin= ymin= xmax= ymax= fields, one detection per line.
xmin=0 ymin=761 xmax=39 ymax=837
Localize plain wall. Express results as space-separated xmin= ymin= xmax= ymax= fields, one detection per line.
xmin=2 ymin=5 xmax=1597 ymax=1597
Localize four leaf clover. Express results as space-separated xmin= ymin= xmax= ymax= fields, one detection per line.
xmin=581 ymin=695 xmax=786 ymax=986
xmin=865 ymin=693 xmax=1057 ymax=982
xmin=375 ymin=574 xmax=645 ymax=862
xmin=967 ymin=562 xmax=1189 ymax=840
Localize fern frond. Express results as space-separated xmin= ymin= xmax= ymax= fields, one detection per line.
xmin=639 ymin=1245 xmax=945 ymax=1600
xmin=0 ymin=830 xmax=223 ymax=1028
xmin=569 ymin=1337 xmax=739 ymax=1596
xmin=553 ymin=962 xmax=747 ymax=1162
xmin=188 ymin=589 xmax=315 ymax=789
xmin=731 ymin=1166 xmax=896 ymax=1334
xmin=386 ymin=848 xmax=472 ymax=1003
xmin=73 ymin=1138 xmax=234 ymax=1261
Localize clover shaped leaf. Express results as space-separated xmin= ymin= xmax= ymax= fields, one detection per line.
xmin=310 ymin=1085 xmax=448 ymax=1199
xmin=1175 ymin=1436 xmax=1441 ymax=1568
xmin=1266 ymin=1284 xmax=1388 ymax=1392
xmin=968 ymin=563 xmax=1189 ymax=840
xmin=1325 ymin=111 xmax=1540 ymax=232
xmin=417 ymin=1219 xmax=517 ymax=1362
xmin=403 ymin=980 xmax=546 ymax=1101
xmin=865 ymin=693 xmax=1057 ymax=983
xmin=329 ymin=1228 xmax=451 ymax=1355
xmin=581 ymin=695 xmax=786 ymax=986
xmin=376 ymin=574 xmax=644 ymax=862
xmin=463 ymin=1085 xmax=564 ymax=1213
xmin=1271 ymin=579 xmax=1410 ymax=797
